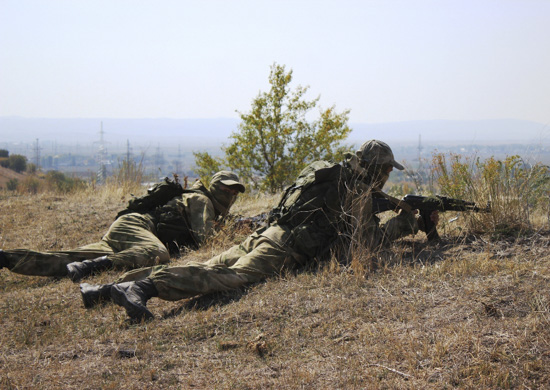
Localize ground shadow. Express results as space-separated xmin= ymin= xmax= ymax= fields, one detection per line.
xmin=162 ymin=285 xmax=255 ymax=319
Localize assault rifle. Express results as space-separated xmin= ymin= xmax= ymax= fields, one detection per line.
xmin=373 ymin=194 xmax=491 ymax=241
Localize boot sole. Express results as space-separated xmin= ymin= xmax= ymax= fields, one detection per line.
xmin=66 ymin=263 xmax=85 ymax=282
xmin=111 ymin=285 xmax=154 ymax=322
xmin=80 ymin=283 xmax=100 ymax=308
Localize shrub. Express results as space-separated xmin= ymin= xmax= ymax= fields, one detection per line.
xmin=431 ymin=153 xmax=550 ymax=237
xmin=6 ymin=178 xmax=18 ymax=191
xmin=18 ymin=176 xmax=42 ymax=194
xmin=26 ymin=163 xmax=37 ymax=174
xmin=45 ymin=171 xmax=86 ymax=193
xmin=8 ymin=154 xmax=27 ymax=173
xmin=195 ymin=63 xmax=351 ymax=193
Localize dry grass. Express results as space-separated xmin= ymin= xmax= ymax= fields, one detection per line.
xmin=1 ymin=186 xmax=549 ymax=389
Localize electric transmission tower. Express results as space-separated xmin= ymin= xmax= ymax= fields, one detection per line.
xmin=97 ymin=122 xmax=108 ymax=184
xmin=32 ymin=138 xmax=41 ymax=169
xmin=417 ymin=134 xmax=423 ymax=171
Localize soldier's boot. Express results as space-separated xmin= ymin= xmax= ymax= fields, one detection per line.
xmin=0 ymin=250 xmax=7 ymax=269
xmin=66 ymin=256 xmax=113 ymax=282
xmin=110 ymin=279 xmax=158 ymax=322
xmin=80 ymin=282 xmax=115 ymax=308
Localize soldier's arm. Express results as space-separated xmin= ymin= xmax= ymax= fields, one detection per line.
xmin=380 ymin=210 xmax=419 ymax=243
xmin=184 ymin=194 xmax=217 ymax=244
xmin=352 ymin=192 xmax=419 ymax=250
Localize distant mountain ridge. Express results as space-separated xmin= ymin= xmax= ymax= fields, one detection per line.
xmin=349 ymin=119 xmax=549 ymax=146
xmin=0 ymin=117 xmax=238 ymax=147
xmin=1 ymin=117 xmax=548 ymax=147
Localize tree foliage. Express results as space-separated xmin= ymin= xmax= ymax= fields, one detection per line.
xmin=194 ymin=63 xmax=351 ymax=192
xmin=8 ymin=154 xmax=27 ymax=173
xmin=191 ymin=151 xmax=224 ymax=188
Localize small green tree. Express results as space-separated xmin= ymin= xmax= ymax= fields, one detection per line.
xmin=0 ymin=149 xmax=9 ymax=168
xmin=9 ymin=154 xmax=27 ymax=173
xmin=194 ymin=63 xmax=351 ymax=192
xmin=191 ymin=151 xmax=224 ymax=187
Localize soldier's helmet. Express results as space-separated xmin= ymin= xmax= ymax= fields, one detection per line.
xmin=208 ymin=171 xmax=245 ymax=215
xmin=210 ymin=171 xmax=246 ymax=193
xmin=356 ymin=140 xmax=404 ymax=171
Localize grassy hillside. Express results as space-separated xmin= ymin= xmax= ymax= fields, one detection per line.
xmin=1 ymin=181 xmax=549 ymax=389
xmin=0 ymin=166 xmax=25 ymax=190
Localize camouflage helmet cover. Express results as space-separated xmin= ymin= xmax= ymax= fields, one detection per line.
xmin=356 ymin=140 xmax=404 ymax=170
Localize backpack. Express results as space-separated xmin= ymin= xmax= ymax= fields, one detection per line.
xmin=153 ymin=181 xmax=217 ymax=254
xmin=116 ymin=176 xmax=185 ymax=219
xmin=270 ymin=161 xmax=350 ymax=257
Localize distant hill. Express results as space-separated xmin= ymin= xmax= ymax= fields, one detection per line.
xmin=1 ymin=117 xmax=548 ymax=148
xmin=348 ymin=119 xmax=550 ymax=146
xmin=0 ymin=117 xmax=238 ymax=147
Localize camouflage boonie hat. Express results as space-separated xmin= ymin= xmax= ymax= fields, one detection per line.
xmin=356 ymin=140 xmax=404 ymax=170
xmin=211 ymin=171 xmax=246 ymax=193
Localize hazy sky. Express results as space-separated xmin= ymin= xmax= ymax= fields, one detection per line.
xmin=1 ymin=0 xmax=549 ymax=125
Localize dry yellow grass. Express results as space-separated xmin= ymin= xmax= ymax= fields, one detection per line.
xmin=1 ymin=186 xmax=549 ymax=389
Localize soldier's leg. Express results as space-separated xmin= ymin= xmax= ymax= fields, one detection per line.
xmin=113 ymin=231 xmax=260 ymax=287
xmin=110 ymin=228 xmax=300 ymax=320
xmin=115 ymin=265 xmax=167 ymax=283
xmin=87 ymin=254 xmax=255 ymax=311
xmin=143 ymin=235 xmax=296 ymax=301
xmin=102 ymin=213 xmax=170 ymax=269
xmin=80 ymin=264 xmax=165 ymax=308
xmin=1 ymin=242 xmax=113 ymax=277
xmin=205 ymin=227 xmax=280 ymax=268
xmin=69 ymin=214 xmax=170 ymax=281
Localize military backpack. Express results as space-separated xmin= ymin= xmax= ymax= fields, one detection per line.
xmin=116 ymin=176 xmax=185 ymax=219
xmin=269 ymin=161 xmax=351 ymax=257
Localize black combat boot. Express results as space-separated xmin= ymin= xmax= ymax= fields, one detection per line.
xmin=66 ymin=256 xmax=113 ymax=282
xmin=0 ymin=250 xmax=7 ymax=269
xmin=110 ymin=279 xmax=158 ymax=322
xmin=80 ymin=282 xmax=115 ymax=308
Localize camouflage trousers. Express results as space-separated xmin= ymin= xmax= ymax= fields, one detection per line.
xmin=115 ymin=212 xmax=420 ymax=301
xmin=117 ymin=225 xmax=300 ymax=301
xmin=3 ymin=213 xmax=170 ymax=277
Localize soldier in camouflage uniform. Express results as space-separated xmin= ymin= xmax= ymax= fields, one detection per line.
xmin=80 ymin=140 xmax=439 ymax=321
xmin=0 ymin=171 xmax=245 ymax=282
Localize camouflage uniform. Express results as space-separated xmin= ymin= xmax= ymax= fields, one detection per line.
xmin=2 ymin=212 xmax=169 ymax=277
xmin=113 ymin=142 xmax=418 ymax=304
xmin=1 ymin=172 xmax=245 ymax=277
